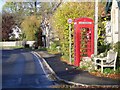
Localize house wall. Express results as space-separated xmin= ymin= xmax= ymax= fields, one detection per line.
xmin=105 ymin=21 xmax=112 ymax=43
xmin=111 ymin=0 xmax=120 ymax=44
xmin=118 ymin=8 xmax=120 ymax=42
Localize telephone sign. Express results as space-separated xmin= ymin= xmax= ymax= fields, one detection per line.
xmin=79 ymin=22 xmax=92 ymax=24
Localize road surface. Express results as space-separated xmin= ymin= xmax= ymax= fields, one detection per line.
xmin=2 ymin=48 xmax=56 ymax=88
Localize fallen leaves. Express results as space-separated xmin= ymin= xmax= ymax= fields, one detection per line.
xmin=90 ymin=71 xmax=120 ymax=80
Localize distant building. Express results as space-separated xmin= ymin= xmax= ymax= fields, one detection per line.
xmin=9 ymin=26 xmax=22 ymax=40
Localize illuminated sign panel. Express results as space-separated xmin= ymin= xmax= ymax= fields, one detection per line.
xmin=79 ymin=22 xmax=92 ymax=24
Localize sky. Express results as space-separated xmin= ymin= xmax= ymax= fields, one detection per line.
xmin=0 ymin=0 xmax=6 ymax=12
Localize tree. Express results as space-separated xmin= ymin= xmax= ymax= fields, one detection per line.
xmin=2 ymin=2 xmax=42 ymax=41
xmin=50 ymin=2 xmax=95 ymax=57
xmin=50 ymin=2 xmax=106 ymax=60
xmin=2 ymin=11 xmax=16 ymax=41
xmin=21 ymin=15 xmax=41 ymax=41
xmin=2 ymin=2 xmax=54 ymax=44
xmin=2 ymin=2 xmax=36 ymax=26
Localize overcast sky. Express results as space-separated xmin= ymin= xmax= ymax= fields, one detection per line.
xmin=0 ymin=0 xmax=6 ymax=12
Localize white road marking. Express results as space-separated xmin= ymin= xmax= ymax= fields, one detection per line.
xmin=31 ymin=52 xmax=49 ymax=78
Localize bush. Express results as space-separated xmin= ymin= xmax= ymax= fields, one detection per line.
xmin=24 ymin=44 xmax=29 ymax=48
xmin=48 ymin=41 xmax=60 ymax=53
xmin=50 ymin=42 xmax=57 ymax=51
xmin=114 ymin=41 xmax=120 ymax=58
xmin=103 ymin=68 xmax=114 ymax=74
xmin=32 ymin=42 xmax=38 ymax=49
xmin=115 ymin=67 xmax=120 ymax=74
xmin=97 ymin=44 xmax=111 ymax=54
xmin=114 ymin=41 xmax=120 ymax=68
xmin=80 ymin=57 xmax=95 ymax=72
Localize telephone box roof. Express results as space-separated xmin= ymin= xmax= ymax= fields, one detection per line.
xmin=74 ymin=17 xmax=93 ymax=23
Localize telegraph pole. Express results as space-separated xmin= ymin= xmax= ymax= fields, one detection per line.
xmin=94 ymin=0 xmax=98 ymax=55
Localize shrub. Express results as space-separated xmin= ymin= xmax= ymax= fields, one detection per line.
xmin=114 ymin=41 xmax=120 ymax=69
xmin=80 ymin=57 xmax=95 ymax=72
xmin=114 ymin=41 xmax=120 ymax=58
xmin=97 ymin=44 xmax=111 ymax=54
xmin=115 ymin=67 xmax=120 ymax=74
xmin=103 ymin=68 xmax=114 ymax=74
xmin=48 ymin=41 xmax=60 ymax=53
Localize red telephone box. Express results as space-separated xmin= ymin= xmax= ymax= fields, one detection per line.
xmin=74 ymin=18 xmax=94 ymax=67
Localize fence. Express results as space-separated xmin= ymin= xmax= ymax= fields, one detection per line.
xmin=0 ymin=41 xmax=35 ymax=47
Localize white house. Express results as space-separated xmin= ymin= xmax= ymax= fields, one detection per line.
xmin=9 ymin=26 xmax=22 ymax=40
xmin=111 ymin=0 xmax=120 ymax=44
xmin=106 ymin=0 xmax=120 ymax=44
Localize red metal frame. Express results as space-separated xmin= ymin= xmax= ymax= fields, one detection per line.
xmin=74 ymin=18 xmax=94 ymax=67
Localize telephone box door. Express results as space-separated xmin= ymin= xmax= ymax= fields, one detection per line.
xmin=74 ymin=18 xmax=94 ymax=67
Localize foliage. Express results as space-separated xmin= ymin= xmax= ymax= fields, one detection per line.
xmin=49 ymin=42 xmax=58 ymax=51
xmin=2 ymin=2 xmax=26 ymax=26
xmin=97 ymin=16 xmax=112 ymax=54
xmin=103 ymin=68 xmax=114 ymax=74
xmin=2 ymin=2 xmax=45 ymax=42
xmin=38 ymin=47 xmax=47 ymax=51
xmin=97 ymin=2 xmax=112 ymax=54
xmin=2 ymin=2 xmax=38 ymax=16
xmin=48 ymin=41 xmax=60 ymax=53
xmin=98 ymin=17 xmax=106 ymax=46
xmin=39 ymin=2 xmax=52 ymax=15
xmin=2 ymin=2 xmax=35 ymax=41
xmin=21 ymin=15 xmax=41 ymax=40
xmin=80 ymin=58 xmax=95 ymax=72
xmin=103 ymin=67 xmax=120 ymax=74
xmin=50 ymin=2 xmax=95 ymax=59
xmin=97 ymin=43 xmax=111 ymax=54
xmin=2 ymin=2 xmax=60 ymax=42
xmin=113 ymin=41 xmax=120 ymax=68
xmin=2 ymin=11 xmax=16 ymax=41
xmin=114 ymin=41 xmax=120 ymax=58
xmin=2 ymin=2 xmax=17 ymax=13
xmin=115 ymin=67 xmax=120 ymax=74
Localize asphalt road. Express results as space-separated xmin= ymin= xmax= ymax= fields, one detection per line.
xmin=2 ymin=48 xmax=55 ymax=88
